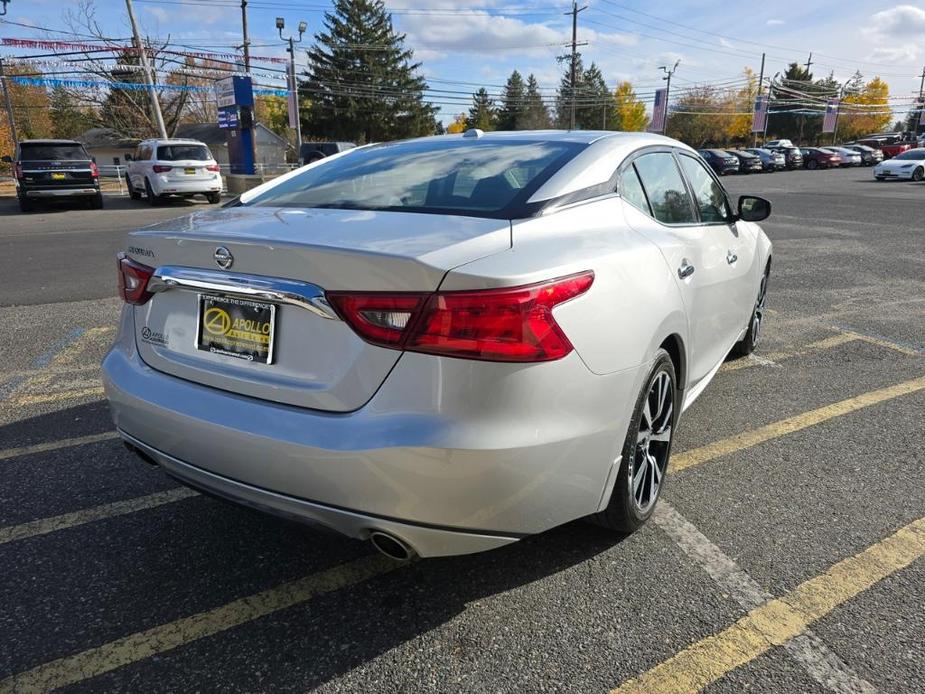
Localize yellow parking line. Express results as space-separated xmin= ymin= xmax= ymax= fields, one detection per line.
xmin=672 ymin=375 xmax=925 ymax=472
xmin=51 ymin=326 xmax=116 ymax=368
xmin=0 ymin=554 xmax=400 ymax=693
xmin=0 ymin=431 xmax=119 ymax=462
xmin=721 ymin=332 xmax=859 ymax=372
xmin=612 ymin=515 xmax=925 ymax=694
xmin=11 ymin=386 xmax=105 ymax=406
xmin=0 ymin=487 xmax=198 ymax=545
xmin=837 ymin=329 xmax=923 ymax=357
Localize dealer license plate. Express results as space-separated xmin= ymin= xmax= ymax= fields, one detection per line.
xmin=184 ymin=167 xmax=196 ymax=175
xmin=197 ymin=295 xmax=276 ymax=364
xmin=51 ymin=172 xmax=66 ymax=180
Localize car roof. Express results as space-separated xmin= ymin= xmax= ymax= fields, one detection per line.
xmin=19 ymin=139 xmax=84 ymax=145
xmin=139 ymin=139 xmax=209 ymax=145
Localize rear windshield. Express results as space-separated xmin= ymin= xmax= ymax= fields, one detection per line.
xmin=157 ymin=144 xmax=211 ymax=161
xmin=708 ymin=149 xmax=730 ymax=157
xmin=245 ymin=139 xmax=584 ymax=218
xmin=19 ymin=143 xmax=88 ymax=160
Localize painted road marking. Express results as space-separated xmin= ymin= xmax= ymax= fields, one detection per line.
xmin=0 ymin=487 xmax=198 ymax=545
xmin=721 ymin=332 xmax=859 ymax=372
xmin=672 ymin=375 xmax=925 ymax=472
xmin=654 ymin=502 xmax=876 ymax=694
xmin=612 ymin=515 xmax=925 ymax=694
xmin=0 ymin=431 xmax=120 ymax=462
xmin=833 ymin=325 xmax=924 ymax=357
xmin=0 ymin=554 xmax=400 ymax=693
xmin=3 ymin=326 xmax=114 ymax=407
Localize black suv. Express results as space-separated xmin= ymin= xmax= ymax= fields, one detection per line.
xmin=298 ymin=141 xmax=356 ymax=166
xmin=697 ymin=149 xmax=740 ymax=175
xmin=2 ymin=139 xmax=103 ymax=212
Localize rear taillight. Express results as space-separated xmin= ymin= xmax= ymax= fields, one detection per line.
xmin=152 ymin=165 xmax=172 ymax=173
xmin=117 ymin=253 xmax=155 ymax=305
xmin=206 ymin=164 xmax=221 ymax=172
xmin=328 ymin=271 xmax=594 ymax=362
xmin=13 ymin=162 xmax=22 ymax=179
xmin=90 ymin=162 xmax=99 ymax=178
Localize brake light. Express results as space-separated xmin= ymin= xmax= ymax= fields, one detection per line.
xmin=117 ymin=253 xmax=155 ymax=305
xmin=328 ymin=271 xmax=594 ymax=362
xmin=206 ymin=164 xmax=221 ymax=172
xmin=152 ymin=165 xmax=172 ymax=173
xmin=13 ymin=162 xmax=22 ymax=179
xmin=90 ymin=161 xmax=99 ymax=178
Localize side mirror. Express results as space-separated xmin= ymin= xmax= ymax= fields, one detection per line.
xmin=1 ymin=155 xmax=12 ymax=163
xmin=737 ymin=195 xmax=771 ymax=222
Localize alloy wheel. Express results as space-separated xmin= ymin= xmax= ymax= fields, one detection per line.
xmin=631 ymin=371 xmax=673 ymax=513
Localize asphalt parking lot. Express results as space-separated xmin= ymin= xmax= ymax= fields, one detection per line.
xmin=1 ymin=168 xmax=923 ymax=693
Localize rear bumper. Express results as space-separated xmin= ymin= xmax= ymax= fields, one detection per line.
xmin=103 ymin=308 xmax=642 ymax=556
xmin=21 ymin=187 xmax=99 ymax=198
xmin=152 ymin=176 xmax=222 ymax=196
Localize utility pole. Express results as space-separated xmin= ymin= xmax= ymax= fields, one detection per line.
xmin=277 ymin=17 xmax=306 ymax=155
xmin=0 ymin=58 xmax=17 ymax=149
xmin=753 ymin=53 xmax=765 ymax=147
xmin=803 ymin=52 xmax=814 ymax=74
xmin=660 ymin=60 xmax=680 ymax=136
xmin=917 ymin=66 xmax=925 ymax=135
xmin=240 ymin=0 xmax=251 ymax=73
xmin=762 ymin=72 xmax=778 ymax=144
xmin=125 ymin=0 xmax=167 ymax=139
xmin=565 ymin=0 xmax=587 ymax=130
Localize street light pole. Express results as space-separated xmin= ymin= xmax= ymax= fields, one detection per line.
xmin=277 ymin=18 xmax=306 ymax=155
xmin=125 ymin=0 xmax=167 ymax=139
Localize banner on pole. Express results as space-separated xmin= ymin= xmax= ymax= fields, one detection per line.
xmin=648 ymin=88 xmax=668 ymax=133
xmin=822 ymin=98 xmax=839 ymax=133
xmin=751 ymin=94 xmax=768 ymax=133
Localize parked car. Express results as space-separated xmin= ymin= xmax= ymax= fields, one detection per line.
xmin=725 ymin=150 xmax=763 ymax=173
xmin=744 ymin=148 xmax=786 ymax=171
xmin=855 ymin=136 xmax=913 ymax=159
xmin=104 ymin=131 xmax=772 ymax=559
xmin=873 ymin=148 xmax=925 ymax=181
xmin=2 ymin=139 xmax=102 ymax=213
xmin=844 ymin=144 xmax=883 ymax=166
xmin=698 ymin=148 xmax=740 ymax=175
xmin=820 ymin=147 xmax=862 ymax=167
xmin=763 ymin=139 xmax=794 ymax=149
xmin=800 ymin=147 xmax=842 ymax=169
xmin=299 ymin=141 xmax=356 ymax=165
xmin=767 ymin=145 xmax=804 ymax=169
xmin=126 ymin=139 xmax=222 ymax=205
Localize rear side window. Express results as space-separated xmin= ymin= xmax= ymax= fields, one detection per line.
xmin=619 ymin=165 xmax=650 ymax=214
xmin=678 ymin=155 xmax=732 ymax=224
xmin=157 ymin=145 xmax=211 ymax=161
xmin=19 ymin=143 xmax=88 ymax=160
xmin=633 ymin=152 xmax=696 ymax=225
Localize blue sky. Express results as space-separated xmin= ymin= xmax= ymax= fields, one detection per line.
xmin=3 ymin=0 xmax=924 ymax=125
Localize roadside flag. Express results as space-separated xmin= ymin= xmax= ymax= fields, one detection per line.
xmin=751 ymin=95 xmax=768 ymax=133
xmin=822 ymin=98 xmax=839 ymax=133
xmin=649 ymin=88 xmax=668 ymax=133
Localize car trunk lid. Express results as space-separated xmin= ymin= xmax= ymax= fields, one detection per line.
xmin=127 ymin=205 xmax=510 ymax=411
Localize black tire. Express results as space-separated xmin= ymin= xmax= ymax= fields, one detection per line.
xmin=912 ymin=167 xmax=924 ymax=182
xmin=875 ymin=176 xmax=886 ymax=181
xmin=731 ymin=263 xmax=770 ymax=358
xmin=806 ymin=159 xmax=818 ymax=170
xmin=128 ymin=178 xmax=141 ymax=200
xmin=144 ymin=178 xmax=161 ymax=206
xmin=593 ymin=349 xmax=677 ymax=533
xmin=91 ymin=193 xmax=104 ymax=209
xmin=18 ymin=196 xmax=33 ymax=213
xmin=206 ymin=192 xmax=221 ymax=204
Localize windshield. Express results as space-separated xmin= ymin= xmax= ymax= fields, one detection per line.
xmin=157 ymin=144 xmax=212 ymax=161
xmin=19 ymin=143 xmax=88 ymax=160
xmin=895 ymin=150 xmax=925 ymax=160
xmin=245 ymin=139 xmax=584 ymax=218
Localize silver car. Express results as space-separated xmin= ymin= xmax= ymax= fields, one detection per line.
xmin=820 ymin=147 xmax=862 ymax=167
xmin=104 ymin=131 xmax=773 ymax=559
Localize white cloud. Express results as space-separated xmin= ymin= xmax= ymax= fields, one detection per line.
xmin=765 ymin=19 xmax=785 ymax=26
xmin=867 ymin=46 xmax=918 ymax=63
xmin=869 ymin=4 xmax=925 ymax=37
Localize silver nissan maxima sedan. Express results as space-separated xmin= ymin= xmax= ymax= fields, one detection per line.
xmin=103 ymin=130 xmax=772 ymax=559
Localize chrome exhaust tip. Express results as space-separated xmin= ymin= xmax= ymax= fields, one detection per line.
xmin=369 ymin=531 xmax=415 ymax=561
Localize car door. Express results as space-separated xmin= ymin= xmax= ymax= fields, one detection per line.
xmin=620 ymin=150 xmax=740 ymax=388
xmin=676 ymin=152 xmax=758 ymax=343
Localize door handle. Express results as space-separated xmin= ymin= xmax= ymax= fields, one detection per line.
xmin=678 ymin=260 xmax=695 ymax=279
xmin=726 ymin=250 xmax=738 ymax=265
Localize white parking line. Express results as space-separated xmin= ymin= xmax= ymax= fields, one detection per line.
xmin=653 ymin=502 xmax=878 ymax=694
xmin=0 ymin=432 xmax=119 ymax=462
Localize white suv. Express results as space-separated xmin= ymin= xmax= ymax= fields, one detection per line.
xmin=127 ymin=139 xmax=222 ymax=205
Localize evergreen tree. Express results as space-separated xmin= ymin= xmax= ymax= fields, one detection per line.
xmin=555 ymin=54 xmax=584 ymax=128
xmin=521 ymin=74 xmax=550 ymax=129
xmin=466 ymin=88 xmax=496 ymax=130
xmin=496 ymin=70 xmax=525 ymax=130
xmin=50 ymin=86 xmax=94 ymax=138
xmin=576 ymin=62 xmax=610 ymax=129
xmin=302 ymin=0 xmax=438 ymax=143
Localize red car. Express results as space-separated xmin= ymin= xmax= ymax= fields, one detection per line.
xmin=800 ymin=147 xmax=842 ymax=169
xmin=854 ymin=136 xmax=913 ymax=159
